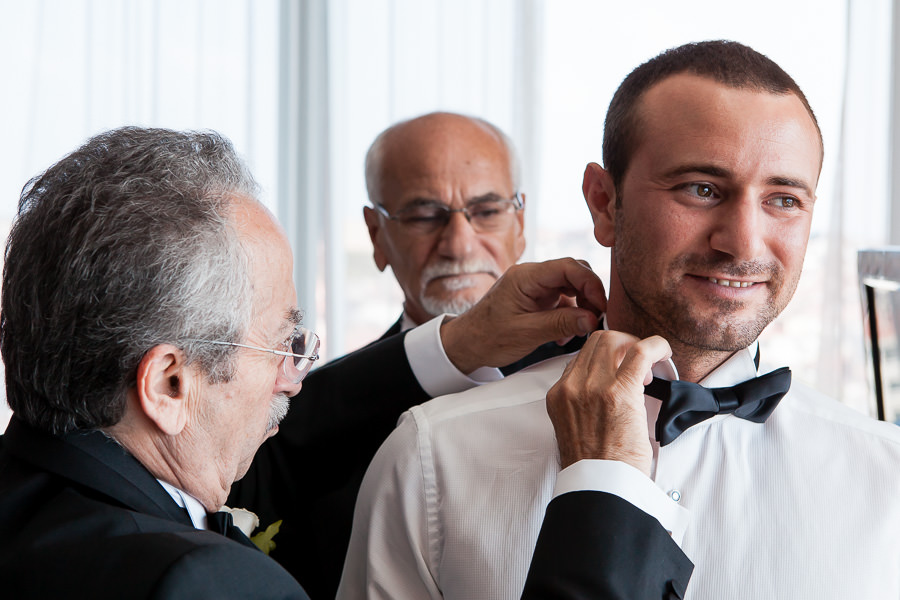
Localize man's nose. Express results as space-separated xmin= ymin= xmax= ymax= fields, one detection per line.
xmin=708 ymin=196 xmax=766 ymax=260
xmin=276 ymin=374 xmax=303 ymax=398
xmin=436 ymin=210 xmax=478 ymax=258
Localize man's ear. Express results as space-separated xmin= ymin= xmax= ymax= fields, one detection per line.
xmin=363 ymin=205 xmax=389 ymax=272
xmin=134 ymin=344 xmax=196 ymax=436
xmin=582 ymin=162 xmax=617 ymax=248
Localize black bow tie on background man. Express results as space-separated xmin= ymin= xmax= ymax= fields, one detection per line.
xmin=645 ymin=367 xmax=792 ymax=446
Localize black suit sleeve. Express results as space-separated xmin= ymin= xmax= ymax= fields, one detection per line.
xmin=228 ymin=329 xmax=430 ymax=598
xmin=521 ymin=491 xmax=693 ymax=600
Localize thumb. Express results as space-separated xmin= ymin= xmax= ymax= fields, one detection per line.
xmin=616 ymin=336 xmax=673 ymax=387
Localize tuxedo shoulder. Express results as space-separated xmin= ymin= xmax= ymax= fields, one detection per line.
xmin=411 ymin=354 xmax=570 ymax=425
xmin=148 ymin=533 xmax=307 ymax=599
xmin=2 ymin=525 xmax=304 ymax=599
xmin=778 ymin=380 xmax=900 ymax=446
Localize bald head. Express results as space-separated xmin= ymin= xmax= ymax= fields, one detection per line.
xmin=362 ymin=112 xmax=526 ymax=325
xmin=365 ymin=112 xmax=520 ymax=207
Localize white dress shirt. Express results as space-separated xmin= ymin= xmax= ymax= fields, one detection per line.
xmin=157 ymin=479 xmax=208 ymax=530
xmin=338 ymin=345 xmax=900 ymax=600
xmin=403 ymin=313 xmax=504 ymax=396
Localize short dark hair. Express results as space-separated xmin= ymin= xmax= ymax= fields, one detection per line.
xmin=2 ymin=127 xmax=258 ymax=435
xmin=602 ymin=40 xmax=823 ymax=188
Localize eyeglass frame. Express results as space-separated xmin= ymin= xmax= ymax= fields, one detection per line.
xmin=373 ymin=192 xmax=523 ymax=232
xmin=185 ymin=326 xmax=320 ymax=385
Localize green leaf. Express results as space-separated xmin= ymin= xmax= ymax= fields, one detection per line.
xmin=250 ymin=519 xmax=282 ymax=555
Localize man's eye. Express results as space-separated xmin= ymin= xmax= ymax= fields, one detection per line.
xmin=689 ymin=184 xmax=715 ymax=198
xmin=403 ymin=211 xmax=445 ymax=223
xmin=770 ymin=196 xmax=796 ymax=208
xmin=470 ymin=205 xmax=502 ymax=219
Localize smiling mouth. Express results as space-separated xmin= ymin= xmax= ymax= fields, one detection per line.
xmin=706 ymin=277 xmax=755 ymax=288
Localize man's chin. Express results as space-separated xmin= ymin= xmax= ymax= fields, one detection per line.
xmin=421 ymin=291 xmax=482 ymax=318
xmin=666 ymin=309 xmax=772 ymax=352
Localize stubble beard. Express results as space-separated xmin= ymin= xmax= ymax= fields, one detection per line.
xmin=613 ymin=217 xmax=799 ymax=353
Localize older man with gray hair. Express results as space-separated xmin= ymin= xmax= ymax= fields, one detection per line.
xmin=0 ymin=127 xmax=312 ymax=598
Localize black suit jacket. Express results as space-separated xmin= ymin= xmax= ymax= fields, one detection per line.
xmin=524 ymin=491 xmax=693 ymax=599
xmin=0 ymin=417 xmax=308 ymax=600
xmin=230 ymin=317 xmax=586 ymax=598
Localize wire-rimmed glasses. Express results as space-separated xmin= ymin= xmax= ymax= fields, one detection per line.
xmin=188 ymin=326 xmax=320 ymax=384
xmin=374 ymin=193 xmax=523 ymax=235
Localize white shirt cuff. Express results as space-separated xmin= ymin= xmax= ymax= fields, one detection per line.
xmin=404 ymin=314 xmax=503 ymax=398
xmin=554 ymin=459 xmax=690 ymax=545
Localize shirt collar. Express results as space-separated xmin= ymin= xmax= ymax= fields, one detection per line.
xmin=698 ymin=341 xmax=760 ymax=387
xmin=157 ymin=479 xmax=209 ymax=530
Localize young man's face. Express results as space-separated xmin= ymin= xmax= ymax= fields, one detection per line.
xmin=588 ymin=73 xmax=822 ymax=355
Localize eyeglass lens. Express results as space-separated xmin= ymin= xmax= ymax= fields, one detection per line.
xmin=285 ymin=329 xmax=320 ymax=382
xmin=400 ymin=198 xmax=518 ymax=233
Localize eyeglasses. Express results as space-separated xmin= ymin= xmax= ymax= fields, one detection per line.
xmin=188 ymin=326 xmax=320 ymax=385
xmin=374 ymin=193 xmax=523 ymax=235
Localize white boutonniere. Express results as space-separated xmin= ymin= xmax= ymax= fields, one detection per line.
xmin=219 ymin=506 xmax=282 ymax=555
xmin=219 ymin=506 xmax=260 ymax=537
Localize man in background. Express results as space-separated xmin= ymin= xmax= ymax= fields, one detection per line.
xmin=363 ymin=111 xmax=524 ymax=329
xmin=340 ymin=40 xmax=900 ymax=599
xmin=362 ymin=111 xmax=585 ymax=367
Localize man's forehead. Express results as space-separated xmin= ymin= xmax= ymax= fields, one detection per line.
xmin=379 ymin=143 xmax=514 ymax=208
xmin=639 ymin=72 xmax=811 ymax=116
xmin=629 ymin=73 xmax=823 ymax=181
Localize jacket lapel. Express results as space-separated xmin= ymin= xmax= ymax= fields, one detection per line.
xmin=4 ymin=418 xmax=193 ymax=528
xmin=378 ymin=316 xmax=404 ymax=341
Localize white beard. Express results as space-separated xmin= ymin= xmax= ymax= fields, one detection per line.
xmin=266 ymin=394 xmax=290 ymax=432
xmin=418 ymin=258 xmax=499 ymax=317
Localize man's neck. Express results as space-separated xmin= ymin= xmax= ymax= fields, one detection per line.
xmin=105 ymin=422 xmax=227 ymax=512
xmin=665 ymin=342 xmax=738 ymax=383
xmin=400 ymin=311 xmax=421 ymax=332
xmin=604 ymin=310 xmax=740 ymax=384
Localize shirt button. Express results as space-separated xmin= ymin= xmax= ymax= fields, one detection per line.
xmin=668 ymin=489 xmax=682 ymax=502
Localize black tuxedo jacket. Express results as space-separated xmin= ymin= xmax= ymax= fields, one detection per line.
xmin=0 ymin=417 xmax=308 ymax=600
xmin=229 ymin=318 xmax=587 ymax=598
xmin=524 ymin=491 xmax=693 ymax=599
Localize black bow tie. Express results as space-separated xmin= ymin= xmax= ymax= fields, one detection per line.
xmin=645 ymin=367 xmax=791 ymax=446
xmin=207 ymin=511 xmax=257 ymax=550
